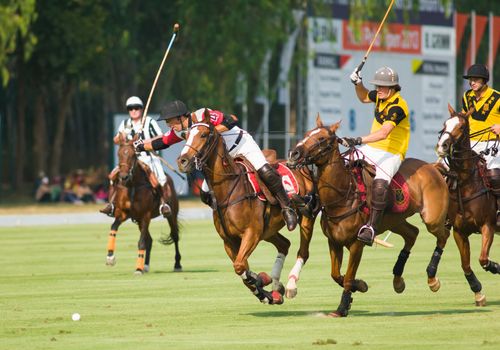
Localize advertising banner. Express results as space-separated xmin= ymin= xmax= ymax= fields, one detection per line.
xmin=307 ymin=0 xmax=455 ymax=162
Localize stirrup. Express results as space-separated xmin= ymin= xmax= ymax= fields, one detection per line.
xmin=160 ymin=203 xmax=171 ymax=218
xmin=357 ymin=225 xmax=375 ymax=246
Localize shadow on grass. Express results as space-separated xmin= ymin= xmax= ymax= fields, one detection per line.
xmin=152 ymin=268 xmax=218 ymax=274
xmin=247 ymin=308 xmax=492 ymax=318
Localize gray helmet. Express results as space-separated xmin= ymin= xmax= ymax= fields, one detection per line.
xmin=157 ymin=100 xmax=188 ymax=121
xmin=369 ymin=66 xmax=399 ymax=86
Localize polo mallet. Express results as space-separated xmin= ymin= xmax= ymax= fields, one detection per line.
xmin=355 ymin=0 xmax=395 ymax=73
xmin=141 ymin=23 xmax=180 ymax=127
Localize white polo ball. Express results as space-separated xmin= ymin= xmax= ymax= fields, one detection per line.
xmin=71 ymin=313 xmax=81 ymax=321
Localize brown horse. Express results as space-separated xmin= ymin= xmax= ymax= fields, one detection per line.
xmin=436 ymin=105 xmax=500 ymax=306
xmin=287 ymin=115 xmax=450 ymax=316
xmin=105 ymin=134 xmax=182 ymax=274
xmin=177 ymin=110 xmax=318 ymax=304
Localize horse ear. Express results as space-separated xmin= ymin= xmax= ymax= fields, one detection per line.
xmin=315 ymin=113 xmax=323 ymax=127
xmin=447 ymin=103 xmax=455 ymax=115
xmin=330 ymin=120 xmax=341 ymax=133
xmin=203 ymin=108 xmax=211 ymax=123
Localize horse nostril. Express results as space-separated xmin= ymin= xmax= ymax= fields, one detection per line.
xmin=290 ymin=150 xmax=300 ymax=161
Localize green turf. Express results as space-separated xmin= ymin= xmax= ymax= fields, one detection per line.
xmin=0 ymin=215 xmax=499 ymax=350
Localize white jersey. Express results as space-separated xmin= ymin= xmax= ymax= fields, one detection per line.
xmin=117 ymin=117 xmax=167 ymax=186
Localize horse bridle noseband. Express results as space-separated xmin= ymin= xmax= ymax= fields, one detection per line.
xmin=185 ymin=122 xmax=218 ymax=171
xmin=294 ymin=128 xmax=337 ymax=167
xmin=118 ymin=145 xmax=137 ymax=184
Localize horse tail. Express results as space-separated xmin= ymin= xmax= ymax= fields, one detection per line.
xmin=159 ymin=215 xmax=180 ymax=245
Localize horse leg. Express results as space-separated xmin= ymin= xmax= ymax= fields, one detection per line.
xmin=167 ymin=212 xmax=182 ymax=272
xmin=135 ymin=217 xmax=152 ymax=275
xmin=286 ymin=216 xmax=315 ymax=298
xmin=329 ymin=241 xmax=364 ymax=317
xmin=422 ymin=213 xmax=450 ymax=293
xmin=479 ymin=225 xmax=500 ymax=274
xmin=264 ymin=232 xmax=291 ymax=304
xmin=390 ymin=221 xmax=419 ymax=293
xmin=106 ymin=218 xmax=122 ymax=266
xmin=453 ymin=229 xmax=486 ymax=306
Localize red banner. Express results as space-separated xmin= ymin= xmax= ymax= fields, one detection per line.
xmin=492 ymin=16 xmax=500 ymax=66
xmin=343 ymin=21 xmax=421 ymax=54
xmin=465 ymin=14 xmax=488 ymax=69
xmin=455 ymin=12 xmax=469 ymax=54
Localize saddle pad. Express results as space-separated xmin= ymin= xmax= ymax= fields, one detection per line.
xmin=353 ymin=168 xmax=410 ymax=214
xmin=390 ymin=173 xmax=410 ymax=213
xmin=237 ymin=161 xmax=299 ymax=202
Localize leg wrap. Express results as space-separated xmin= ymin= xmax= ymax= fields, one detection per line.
xmin=393 ymin=249 xmax=411 ymax=276
xmin=335 ymin=291 xmax=353 ymax=317
xmin=426 ymin=246 xmax=443 ymax=278
xmin=465 ymin=272 xmax=482 ymax=293
xmin=107 ymin=230 xmax=117 ymax=253
xmin=483 ymin=260 xmax=500 ymax=274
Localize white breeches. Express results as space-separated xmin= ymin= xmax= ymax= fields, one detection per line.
xmin=138 ymin=154 xmax=167 ymax=186
xmin=222 ymin=129 xmax=268 ymax=171
xmin=472 ymin=141 xmax=500 ymax=169
xmin=351 ymin=145 xmax=403 ymax=182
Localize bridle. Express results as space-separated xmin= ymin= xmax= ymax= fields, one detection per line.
xmin=118 ymin=144 xmax=137 ymax=185
xmin=183 ymin=122 xmax=218 ymax=171
xmin=290 ymin=127 xmax=338 ymax=167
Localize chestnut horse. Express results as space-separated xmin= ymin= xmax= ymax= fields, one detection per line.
xmin=105 ymin=134 xmax=182 ymax=274
xmin=177 ymin=110 xmax=319 ymax=305
xmin=287 ymin=115 xmax=450 ymax=317
xmin=436 ymin=105 xmax=500 ymax=306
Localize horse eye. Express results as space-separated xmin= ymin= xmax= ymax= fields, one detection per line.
xmin=201 ymin=132 xmax=208 ymax=138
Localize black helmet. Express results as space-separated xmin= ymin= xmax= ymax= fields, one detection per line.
xmin=463 ymin=64 xmax=489 ymax=82
xmin=157 ymin=100 xmax=188 ymax=121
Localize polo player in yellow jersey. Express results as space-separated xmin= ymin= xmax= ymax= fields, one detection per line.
xmin=462 ymin=64 xmax=500 ymax=226
xmin=343 ymin=66 xmax=410 ymax=246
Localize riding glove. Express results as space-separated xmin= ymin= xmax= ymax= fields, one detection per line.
xmin=340 ymin=137 xmax=362 ymax=147
xmin=350 ymin=68 xmax=362 ymax=85
xmin=133 ymin=139 xmax=145 ymax=153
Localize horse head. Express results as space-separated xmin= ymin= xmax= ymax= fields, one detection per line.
xmin=177 ymin=108 xmax=217 ymax=173
xmin=436 ymin=104 xmax=472 ymax=158
xmin=288 ymin=114 xmax=341 ymax=167
xmin=117 ymin=133 xmax=138 ymax=184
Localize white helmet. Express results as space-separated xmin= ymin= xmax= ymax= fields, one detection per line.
xmin=125 ymin=96 xmax=144 ymax=108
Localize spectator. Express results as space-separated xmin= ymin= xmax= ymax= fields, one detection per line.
xmin=35 ymin=177 xmax=51 ymax=203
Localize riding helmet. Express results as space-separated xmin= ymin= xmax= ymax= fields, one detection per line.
xmin=463 ymin=64 xmax=489 ymax=82
xmin=125 ymin=96 xmax=144 ymax=108
xmin=158 ymin=100 xmax=189 ymax=121
xmin=369 ymin=66 xmax=399 ymax=86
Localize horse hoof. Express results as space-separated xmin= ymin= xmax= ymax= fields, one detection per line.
xmin=354 ymin=279 xmax=368 ymax=293
xmin=271 ymin=290 xmax=284 ymax=305
xmin=258 ymin=272 xmax=272 ymax=286
xmin=173 ymin=266 xmax=183 ymax=272
xmin=285 ymin=277 xmax=298 ymax=299
xmin=327 ymin=311 xmax=346 ymax=318
xmin=134 ymin=269 xmax=144 ymax=275
xmin=277 ymin=282 xmax=285 ymax=296
xmin=393 ymin=276 xmax=405 ymax=294
xmin=106 ymin=255 xmax=116 ymax=266
xmin=474 ymin=292 xmax=486 ymax=306
xmin=428 ymin=277 xmax=440 ymax=292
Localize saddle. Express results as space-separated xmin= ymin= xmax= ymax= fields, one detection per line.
xmin=349 ymin=159 xmax=410 ymax=214
xmin=235 ymin=154 xmax=299 ymax=206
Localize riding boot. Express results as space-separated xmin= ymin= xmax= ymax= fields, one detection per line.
xmin=357 ymin=179 xmax=389 ymax=246
xmin=200 ymin=190 xmax=213 ymax=208
xmin=485 ymin=168 xmax=500 ymax=226
xmin=257 ymin=164 xmax=298 ymax=231
xmin=99 ymin=183 xmax=116 ymax=217
xmin=159 ymin=184 xmax=172 ymax=218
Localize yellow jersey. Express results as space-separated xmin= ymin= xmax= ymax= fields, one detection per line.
xmin=462 ymin=86 xmax=500 ymax=141
xmin=367 ymin=90 xmax=410 ymax=159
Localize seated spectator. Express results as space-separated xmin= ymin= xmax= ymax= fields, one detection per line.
xmin=50 ymin=176 xmax=63 ymax=202
xmin=94 ymin=184 xmax=108 ymax=204
xmin=62 ymin=176 xmax=79 ymax=203
xmin=35 ymin=177 xmax=51 ymax=203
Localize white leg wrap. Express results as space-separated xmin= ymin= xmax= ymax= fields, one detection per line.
xmin=288 ymin=257 xmax=304 ymax=281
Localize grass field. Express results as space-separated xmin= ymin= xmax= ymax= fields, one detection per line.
xmin=1 ymin=214 xmax=499 ymax=350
